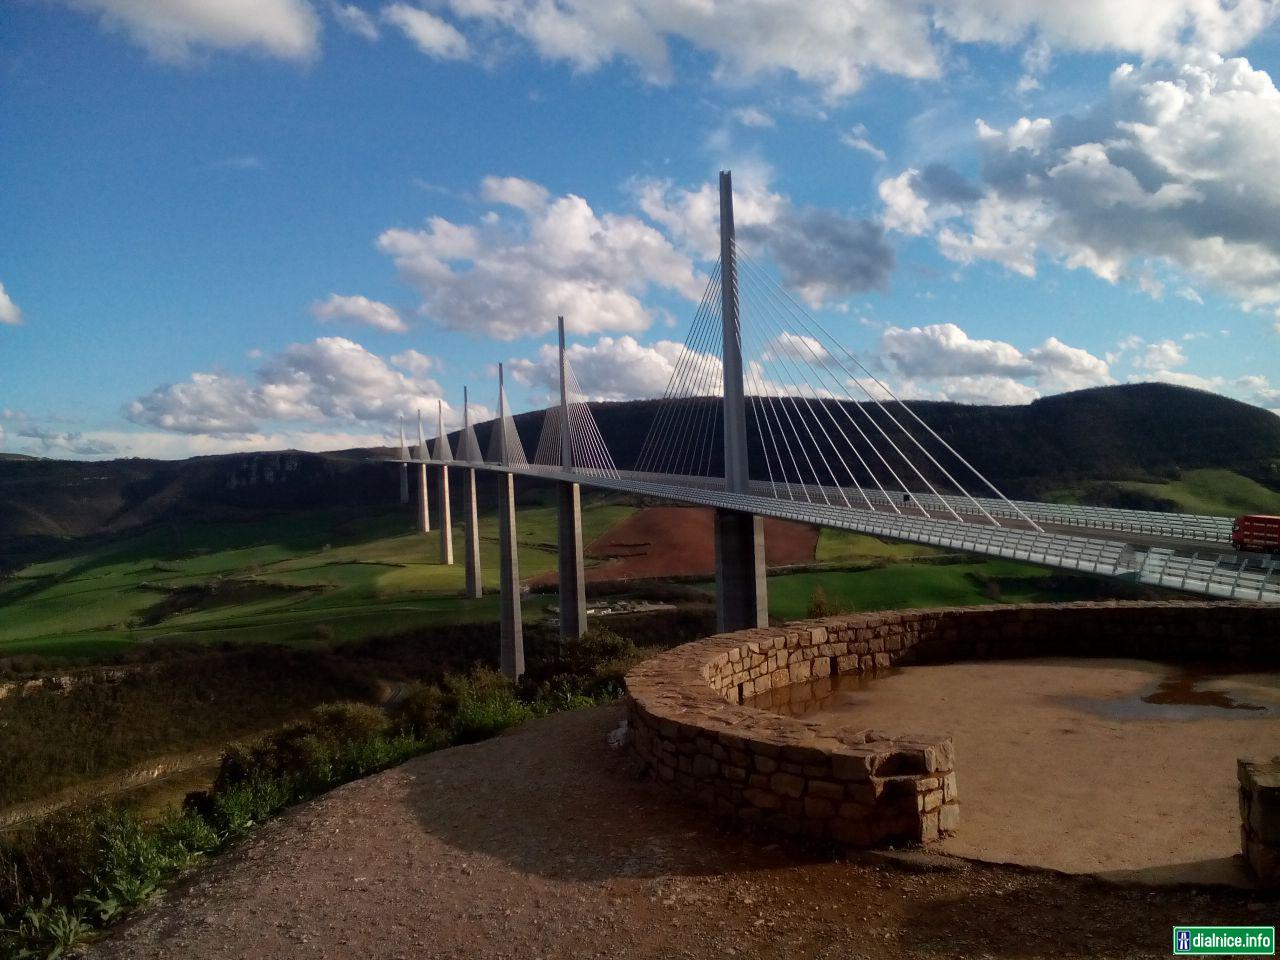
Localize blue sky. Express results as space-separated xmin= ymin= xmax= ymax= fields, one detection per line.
xmin=2 ymin=0 xmax=1279 ymax=459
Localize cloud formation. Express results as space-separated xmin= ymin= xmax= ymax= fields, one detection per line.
xmin=883 ymin=54 xmax=1280 ymax=319
xmin=310 ymin=293 xmax=407 ymax=333
xmin=378 ymin=177 xmax=702 ymax=340
xmin=876 ymin=322 xmax=1115 ymax=404
xmin=383 ymin=3 xmax=470 ymax=59
xmin=63 ymin=0 xmax=319 ymax=62
xmin=389 ymin=0 xmax=1275 ymax=98
xmin=506 ymin=335 xmax=719 ymax=403
xmin=0 ymin=283 xmax=21 ymax=326
xmin=125 ymin=336 xmax=452 ymax=437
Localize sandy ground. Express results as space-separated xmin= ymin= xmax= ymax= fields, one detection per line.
xmin=578 ymin=506 xmax=819 ymax=582
xmin=756 ymin=659 xmax=1280 ymax=886
xmin=81 ymin=705 xmax=1271 ymax=960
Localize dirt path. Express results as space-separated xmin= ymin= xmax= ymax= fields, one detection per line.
xmin=82 ymin=705 xmax=1269 ymax=960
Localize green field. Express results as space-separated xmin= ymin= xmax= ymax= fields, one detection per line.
xmin=0 ymin=501 xmax=634 ymax=660
xmin=1050 ymin=468 xmax=1280 ymax=517
xmin=814 ymin=529 xmax=944 ymax=564
xmin=762 ymin=559 xmax=1056 ymax=620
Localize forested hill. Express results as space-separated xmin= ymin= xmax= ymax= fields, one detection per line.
xmin=1 ymin=383 xmax=1277 ymax=570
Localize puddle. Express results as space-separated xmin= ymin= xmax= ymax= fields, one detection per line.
xmin=744 ymin=668 xmax=901 ymax=717
xmin=1059 ymin=667 xmax=1280 ymax=722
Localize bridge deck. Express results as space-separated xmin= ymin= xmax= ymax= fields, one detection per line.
xmin=393 ymin=459 xmax=1279 ymax=604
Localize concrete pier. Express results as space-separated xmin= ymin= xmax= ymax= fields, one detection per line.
xmin=714 ymin=508 xmax=768 ymax=632
xmin=416 ymin=412 xmax=430 ymax=534
xmin=498 ymin=472 xmax=524 ymax=680
xmin=557 ymin=481 xmax=587 ymax=642
xmin=435 ymin=401 xmax=454 ymax=565
xmin=438 ymin=466 xmax=453 ymax=564
xmin=462 ymin=468 xmax=482 ymax=599
xmin=417 ymin=463 xmax=430 ymax=534
xmin=398 ymin=422 xmax=409 ymax=504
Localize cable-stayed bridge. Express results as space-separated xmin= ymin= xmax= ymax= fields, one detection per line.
xmin=389 ymin=172 xmax=1279 ymax=676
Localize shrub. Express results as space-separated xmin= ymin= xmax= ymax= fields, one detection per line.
xmin=388 ymin=683 xmax=447 ymax=737
xmin=309 ymin=702 xmax=389 ymax=743
xmin=446 ymin=669 xmax=531 ymax=744
xmin=807 ymin=585 xmax=834 ymax=619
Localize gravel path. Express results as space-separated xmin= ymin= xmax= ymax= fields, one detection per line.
xmin=82 ymin=705 xmax=1271 ymax=960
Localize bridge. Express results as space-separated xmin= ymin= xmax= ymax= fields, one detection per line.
xmin=388 ymin=172 xmax=1280 ymax=678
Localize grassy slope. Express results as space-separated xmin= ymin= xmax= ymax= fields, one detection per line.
xmin=1049 ymin=468 xmax=1280 ymax=517
xmin=1114 ymin=469 xmax=1280 ymax=516
xmin=764 ymin=560 xmax=1052 ymax=620
xmin=814 ymin=529 xmax=942 ymax=563
xmin=0 ymin=503 xmax=633 ymax=659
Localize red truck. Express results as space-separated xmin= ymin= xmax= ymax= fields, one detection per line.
xmin=1232 ymin=514 xmax=1280 ymax=553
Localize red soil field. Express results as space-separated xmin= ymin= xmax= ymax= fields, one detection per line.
xmin=580 ymin=506 xmax=818 ymax=582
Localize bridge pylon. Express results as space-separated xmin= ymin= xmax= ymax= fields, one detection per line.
xmin=555 ymin=316 xmax=588 ymax=645
xmin=461 ymin=386 xmax=482 ymax=599
xmin=715 ymin=169 xmax=768 ymax=631
xmin=495 ymin=363 xmax=525 ymax=680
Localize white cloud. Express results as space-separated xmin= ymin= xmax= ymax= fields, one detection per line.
xmin=126 ymin=336 xmax=453 ymax=437
xmin=934 ymin=0 xmax=1275 ymax=59
xmin=1015 ymin=38 xmax=1051 ymax=94
xmin=419 ymin=1 xmax=1275 ymax=100
xmin=0 ymin=282 xmax=21 ymax=326
xmin=378 ymin=177 xmax=702 ymax=340
xmin=63 ymin=0 xmax=320 ymax=62
xmin=876 ymin=322 xmax=1115 ymax=404
xmin=1132 ymin=338 xmax=1188 ymax=371
xmin=731 ymin=106 xmax=775 ymax=128
xmin=310 ymin=293 xmax=407 ymax=333
xmin=892 ymin=54 xmax=1280 ymax=321
xmin=1237 ymin=373 xmax=1280 ymax=410
xmin=479 ymin=175 xmax=550 ymax=213
xmin=841 ymin=123 xmax=887 ymax=161
xmin=383 ymin=3 xmax=470 ymax=59
xmin=390 ymin=348 xmax=434 ymax=375
xmin=331 ymin=2 xmax=379 ymax=39
xmin=506 ymin=335 xmax=720 ymax=403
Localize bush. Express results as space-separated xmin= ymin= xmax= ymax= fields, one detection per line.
xmin=388 ymin=683 xmax=447 ymax=737
xmin=446 ymin=669 xmax=531 ymax=744
xmin=807 ymin=585 xmax=834 ymax=619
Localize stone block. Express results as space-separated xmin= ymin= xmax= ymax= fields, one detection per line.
xmin=808 ymin=780 xmax=844 ymax=800
xmin=939 ymin=802 xmax=960 ymax=834
xmin=691 ymin=755 xmax=718 ymax=779
xmin=804 ymin=796 xmax=837 ymax=819
xmin=770 ymin=772 xmax=806 ymax=798
xmin=831 ymin=751 xmax=875 ymax=782
xmin=744 ymin=788 xmax=782 ymax=810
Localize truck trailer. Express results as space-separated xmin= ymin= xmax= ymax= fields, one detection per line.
xmin=1231 ymin=514 xmax=1280 ymax=553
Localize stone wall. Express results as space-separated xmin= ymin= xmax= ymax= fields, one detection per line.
xmin=1240 ymin=757 xmax=1280 ymax=887
xmin=625 ymin=601 xmax=1279 ymax=851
